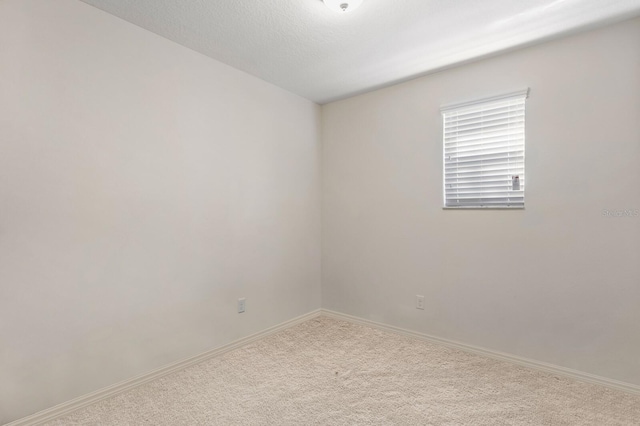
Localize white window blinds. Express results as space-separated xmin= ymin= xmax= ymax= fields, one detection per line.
xmin=442 ymin=89 xmax=528 ymax=208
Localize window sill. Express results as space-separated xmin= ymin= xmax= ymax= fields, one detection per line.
xmin=442 ymin=206 xmax=525 ymax=210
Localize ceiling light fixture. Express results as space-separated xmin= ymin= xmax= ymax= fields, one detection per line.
xmin=323 ymin=0 xmax=363 ymax=13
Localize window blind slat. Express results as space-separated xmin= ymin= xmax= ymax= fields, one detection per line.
xmin=446 ymin=137 xmax=524 ymax=148
xmin=444 ymin=164 xmax=524 ymax=177
xmin=443 ymin=105 xmax=525 ymax=123
xmin=445 ymin=126 xmax=524 ymax=137
xmin=445 ymin=151 xmax=524 ymax=162
xmin=444 ymin=121 xmax=524 ymax=137
xmin=444 ymin=127 xmax=524 ymax=144
xmin=444 ymin=106 xmax=525 ymax=123
xmin=445 ymin=182 xmax=524 ymax=189
xmin=445 ymin=110 xmax=525 ymax=124
xmin=446 ymin=203 xmax=524 ymax=208
xmin=447 ymin=198 xmax=525 ymax=202
xmin=446 ymin=189 xmax=525 ymax=197
xmin=444 ymin=116 xmax=525 ymax=133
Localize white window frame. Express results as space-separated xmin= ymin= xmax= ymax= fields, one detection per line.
xmin=441 ymin=89 xmax=529 ymax=209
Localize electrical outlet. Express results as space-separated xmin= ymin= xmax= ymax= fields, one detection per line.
xmin=238 ymin=298 xmax=246 ymax=313
xmin=416 ymin=295 xmax=425 ymax=310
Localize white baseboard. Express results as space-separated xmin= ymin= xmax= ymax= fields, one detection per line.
xmin=320 ymin=309 xmax=640 ymax=396
xmin=6 ymin=309 xmax=322 ymax=426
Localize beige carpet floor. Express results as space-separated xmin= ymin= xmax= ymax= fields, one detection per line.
xmin=46 ymin=316 xmax=640 ymax=425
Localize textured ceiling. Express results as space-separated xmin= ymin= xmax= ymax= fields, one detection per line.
xmin=79 ymin=0 xmax=640 ymax=104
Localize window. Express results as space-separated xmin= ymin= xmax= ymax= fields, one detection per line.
xmin=441 ymin=89 xmax=528 ymax=208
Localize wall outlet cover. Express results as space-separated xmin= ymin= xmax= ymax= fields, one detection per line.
xmin=416 ymin=295 xmax=425 ymax=310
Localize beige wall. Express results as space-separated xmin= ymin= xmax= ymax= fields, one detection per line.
xmin=0 ymin=0 xmax=321 ymax=423
xmin=322 ymin=17 xmax=640 ymax=386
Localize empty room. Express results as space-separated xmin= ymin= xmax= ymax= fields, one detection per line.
xmin=1 ymin=0 xmax=640 ymax=424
